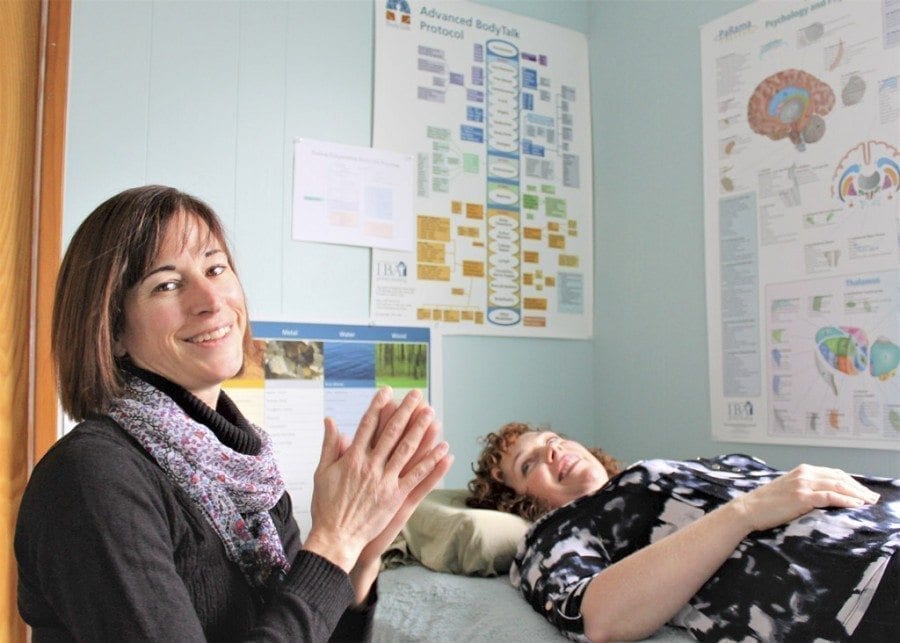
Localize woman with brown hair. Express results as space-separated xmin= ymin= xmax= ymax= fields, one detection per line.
xmin=468 ymin=422 xmax=898 ymax=642
xmin=15 ymin=185 xmax=452 ymax=641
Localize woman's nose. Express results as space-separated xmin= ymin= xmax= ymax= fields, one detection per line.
xmin=189 ymin=278 xmax=222 ymax=314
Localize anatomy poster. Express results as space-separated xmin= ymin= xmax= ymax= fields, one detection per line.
xmin=702 ymin=0 xmax=900 ymax=449
xmin=223 ymin=321 xmax=436 ymax=535
xmin=371 ymin=0 xmax=593 ymax=338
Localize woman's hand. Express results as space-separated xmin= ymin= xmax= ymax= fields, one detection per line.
xmin=730 ymin=464 xmax=880 ymax=532
xmin=302 ymin=388 xmax=451 ymax=576
xmin=348 ymin=414 xmax=452 ymax=602
xmin=356 ymin=409 xmax=451 ymax=566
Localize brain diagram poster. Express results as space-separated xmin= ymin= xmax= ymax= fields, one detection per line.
xmin=370 ymin=0 xmax=593 ymax=338
xmin=702 ymin=0 xmax=900 ymax=450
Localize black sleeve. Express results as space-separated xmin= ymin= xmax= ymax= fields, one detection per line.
xmin=330 ymin=580 xmax=377 ymax=642
xmin=271 ymin=490 xmax=377 ymax=642
xmin=246 ymin=550 xmax=358 ymax=642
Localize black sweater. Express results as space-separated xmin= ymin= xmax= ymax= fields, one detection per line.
xmin=15 ymin=375 xmax=373 ymax=641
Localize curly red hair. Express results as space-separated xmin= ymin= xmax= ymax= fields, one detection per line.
xmin=466 ymin=422 xmax=621 ymax=521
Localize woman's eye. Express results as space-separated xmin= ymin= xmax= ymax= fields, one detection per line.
xmin=152 ymin=280 xmax=179 ymax=293
xmin=208 ymin=264 xmax=227 ymax=277
xmin=522 ymin=460 xmax=533 ymax=476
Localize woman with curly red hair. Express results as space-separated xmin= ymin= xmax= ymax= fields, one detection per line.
xmin=467 ymin=422 xmax=620 ymax=521
xmin=467 ymin=422 xmax=898 ymax=642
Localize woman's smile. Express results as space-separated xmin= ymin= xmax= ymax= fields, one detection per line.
xmin=557 ymin=454 xmax=579 ymax=481
xmin=185 ymin=324 xmax=234 ymax=344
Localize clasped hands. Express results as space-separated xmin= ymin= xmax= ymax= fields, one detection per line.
xmin=303 ymin=387 xmax=452 ymax=589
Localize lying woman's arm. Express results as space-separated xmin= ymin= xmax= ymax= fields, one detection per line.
xmin=582 ymin=464 xmax=881 ymax=643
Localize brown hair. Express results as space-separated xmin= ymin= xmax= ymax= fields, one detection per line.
xmin=53 ymin=185 xmax=254 ymax=420
xmin=466 ymin=422 xmax=622 ymax=521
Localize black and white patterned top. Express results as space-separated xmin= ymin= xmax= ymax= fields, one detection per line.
xmin=510 ymin=454 xmax=900 ymax=642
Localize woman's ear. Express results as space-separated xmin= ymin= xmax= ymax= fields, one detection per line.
xmin=490 ymin=466 xmax=504 ymax=483
xmin=112 ymin=338 xmax=127 ymax=358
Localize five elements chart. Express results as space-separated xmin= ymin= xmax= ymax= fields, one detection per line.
xmin=223 ymin=321 xmax=434 ymax=535
xmin=371 ymin=0 xmax=593 ymax=338
xmin=702 ymin=0 xmax=900 ymax=450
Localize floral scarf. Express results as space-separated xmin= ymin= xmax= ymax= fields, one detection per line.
xmin=107 ymin=373 xmax=289 ymax=588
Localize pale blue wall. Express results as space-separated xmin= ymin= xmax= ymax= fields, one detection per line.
xmin=63 ymin=0 xmax=897 ymax=486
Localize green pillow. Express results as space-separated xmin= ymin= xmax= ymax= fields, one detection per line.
xmin=398 ymin=488 xmax=531 ymax=576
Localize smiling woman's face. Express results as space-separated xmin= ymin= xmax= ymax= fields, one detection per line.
xmin=114 ymin=212 xmax=247 ymax=408
xmin=495 ymin=431 xmax=609 ymax=509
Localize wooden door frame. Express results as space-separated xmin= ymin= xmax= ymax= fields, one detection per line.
xmin=3 ymin=1 xmax=70 ymax=641
xmin=33 ymin=0 xmax=70 ymax=466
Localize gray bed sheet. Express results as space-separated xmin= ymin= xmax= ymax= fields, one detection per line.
xmin=373 ymin=564 xmax=692 ymax=642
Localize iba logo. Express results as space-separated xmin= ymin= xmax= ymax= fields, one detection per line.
xmin=727 ymin=401 xmax=754 ymax=421
xmin=385 ymin=0 xmax=411 ymax=27
xmin=375 ymin=260 xmax=408 ymax=279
